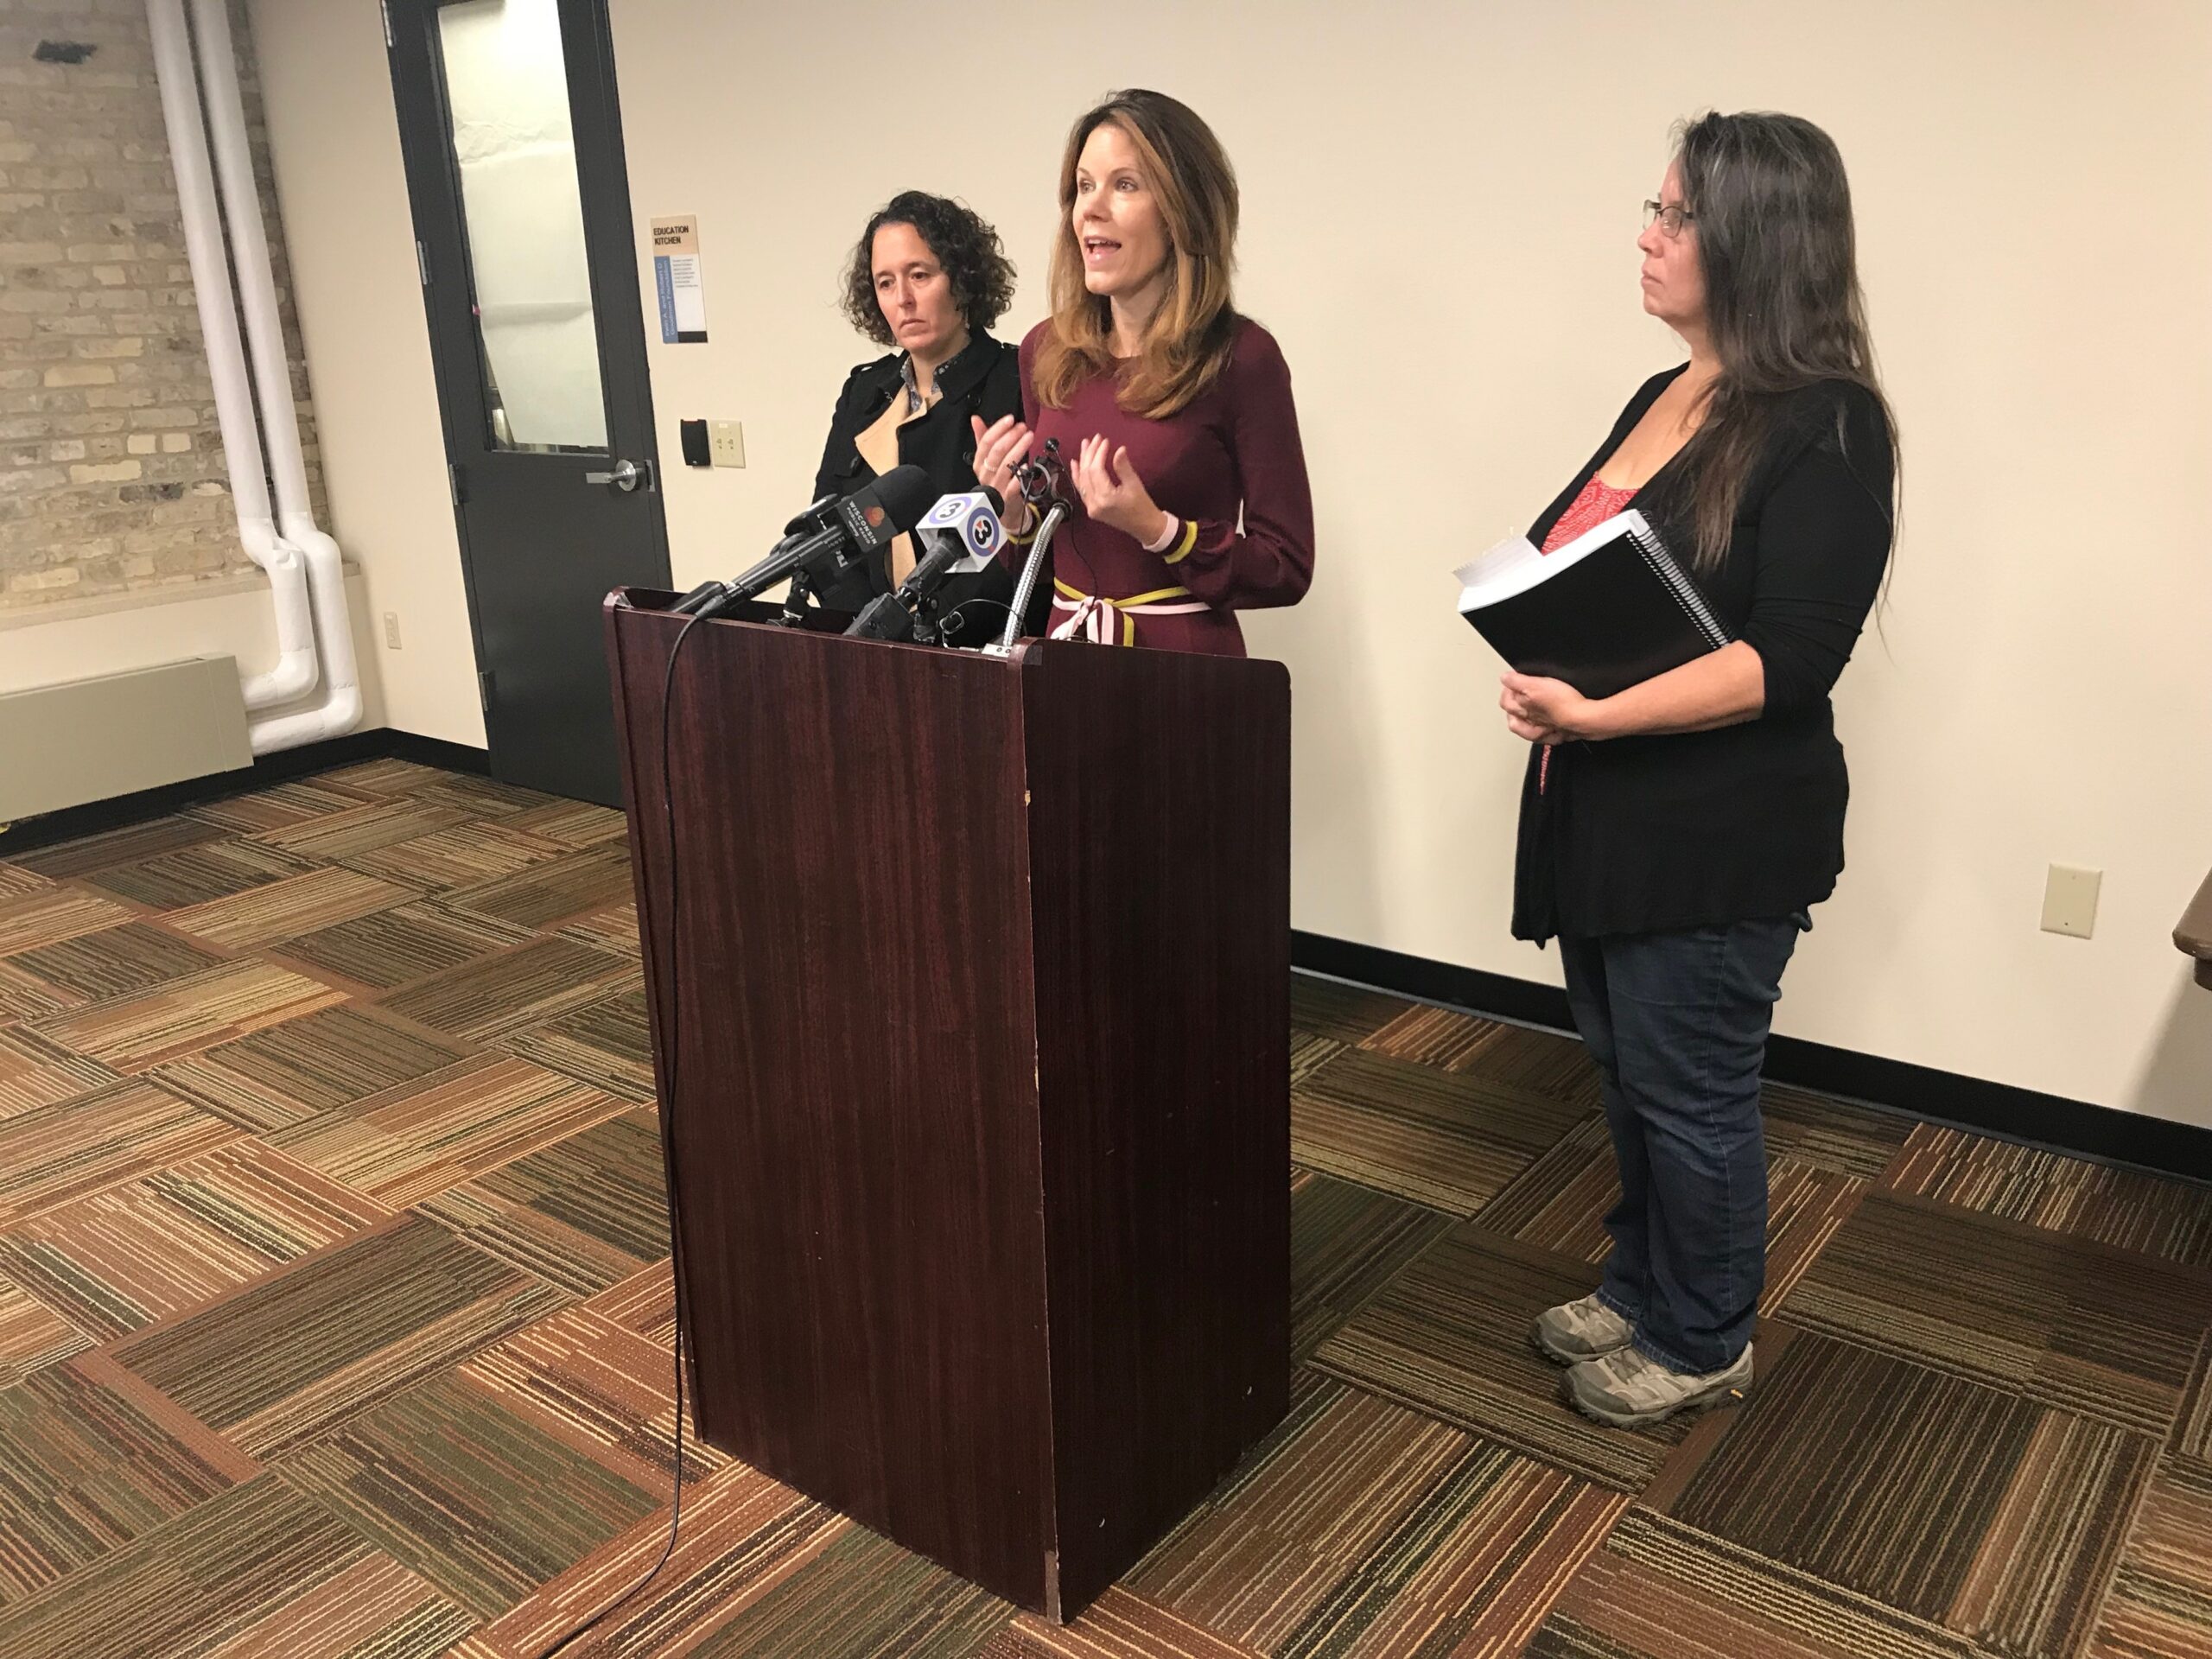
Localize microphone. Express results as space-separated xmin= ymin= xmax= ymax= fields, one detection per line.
xmin=844 ymin=489 xmax=1007 ymax=643
xmin=689 ymin=467 xmax=936 ymax=623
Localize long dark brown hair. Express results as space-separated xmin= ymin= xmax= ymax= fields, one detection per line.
xmin=1664 ymin=111 xmax=1898 ymax=570
xmin=1032 ymin=90 xmax=1241 ymax=419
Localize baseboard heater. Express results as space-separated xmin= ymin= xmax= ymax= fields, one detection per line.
xmin=0 ymin=658 xmax=251 ymax=822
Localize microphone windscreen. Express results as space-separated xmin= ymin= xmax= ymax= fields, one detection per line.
xmin=872 ymin=465 xmax=938 ymax=535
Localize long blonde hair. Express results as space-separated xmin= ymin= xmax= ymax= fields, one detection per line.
xmin=1032 ymin=90 xmax=1240 ymax=420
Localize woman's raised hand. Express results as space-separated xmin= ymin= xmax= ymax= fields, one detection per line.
xmin=1071 ymin=435 xmax=1170 ymax=546
xmin=970 ymin=414 xmax=1033 ymax=520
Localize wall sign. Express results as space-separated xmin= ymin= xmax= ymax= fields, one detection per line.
xmin=651 ymin=214 xmax=708 ymax=344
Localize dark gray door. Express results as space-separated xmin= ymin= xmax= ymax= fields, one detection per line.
xmin=385 ymin=0 xmax=669 ymax=805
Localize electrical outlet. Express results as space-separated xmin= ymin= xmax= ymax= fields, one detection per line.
xmin=709 ymin=420 xmax=746 ymax=467
xmin=382 ymin=611 xmax=402 ymax=650
xmin=2041 ymin=864 xmax=2101 ymax=939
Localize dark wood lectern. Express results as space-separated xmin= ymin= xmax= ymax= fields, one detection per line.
xmin=603 ymin=593 xmax=1291 ymax=1621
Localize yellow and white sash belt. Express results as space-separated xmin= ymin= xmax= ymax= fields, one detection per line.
xmin=1048 ymin=578 xmax=1208 ymax=646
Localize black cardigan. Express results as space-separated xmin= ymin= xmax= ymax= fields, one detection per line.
xmin=809 ymin=332 xmax=1032 ymax=648
xmin=1513 ymin=366 xmax=1895 ymax=943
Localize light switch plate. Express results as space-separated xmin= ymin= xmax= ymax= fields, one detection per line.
xmin=2041 ymin=864 xmax=2101 ymax=939
xmin=709 ymin=421 xmax=745 ymax=468
xmin=382 ymin=612 xmax=402 ymax=650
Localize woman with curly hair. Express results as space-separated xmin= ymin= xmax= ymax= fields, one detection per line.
xmin=810 ymin=190 xmax=1029 ymax=645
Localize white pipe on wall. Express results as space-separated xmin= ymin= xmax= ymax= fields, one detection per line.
xmin=143 ymin=0 xmax=317 ymax=716
xmin=188 ymin=0 xmax=360 ymax=751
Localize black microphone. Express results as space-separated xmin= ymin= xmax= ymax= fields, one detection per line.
xmin=845 ymin=488 xmax=1007 ymax=642
xmin=690 ymin=466 xmax=936 ymax=623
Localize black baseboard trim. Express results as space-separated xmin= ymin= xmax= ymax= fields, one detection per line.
xmin=1292 ymin=930 xmax=2212 ymax=1187
xmin=0 ymin=729 xmax=493 ymax=856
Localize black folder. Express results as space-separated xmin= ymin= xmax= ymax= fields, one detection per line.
xmin=1455 ymin=510 xmax=1728 ymax=699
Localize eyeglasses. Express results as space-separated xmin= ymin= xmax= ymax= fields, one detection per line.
xmin=1643 ymin=200 xmax=1695 ymax=238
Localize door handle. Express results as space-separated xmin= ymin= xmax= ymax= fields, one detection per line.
xmin=584 ymin=457 xmax=651 ymax=493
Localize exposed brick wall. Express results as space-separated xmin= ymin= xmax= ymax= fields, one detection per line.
xmin=0 ymin=0 xmax=323 ymax=609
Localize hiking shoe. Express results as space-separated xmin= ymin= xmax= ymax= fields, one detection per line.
xmin=1564 ymin=1343 xmax=1754 ymax=1428
xmin=1531 ymin=1294 xmax=1636 ymax=1365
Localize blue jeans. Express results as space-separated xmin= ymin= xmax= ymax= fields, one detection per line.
xmin=1556 ymin=915 xmax=1804 ymax=1375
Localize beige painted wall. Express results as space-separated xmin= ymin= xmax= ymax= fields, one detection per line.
xmin=248 ymin=0 xmax=482 ymax=747
xmin=251 ymin=0 xmax=2212 ymax=1122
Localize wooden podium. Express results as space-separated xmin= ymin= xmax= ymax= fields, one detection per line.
xmin=603 ymin=593 xmax=1291 ymax=1621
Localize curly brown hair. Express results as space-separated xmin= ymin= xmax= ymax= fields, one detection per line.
xmin=838 ymin=191 xmax=1017 ymax=347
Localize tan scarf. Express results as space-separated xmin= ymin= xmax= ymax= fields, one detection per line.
xmin=854 ymin=383 xmax=936 ymax=587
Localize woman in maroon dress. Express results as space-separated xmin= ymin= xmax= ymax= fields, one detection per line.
xmin=972 ymin=90 xmax=1315 ymax=656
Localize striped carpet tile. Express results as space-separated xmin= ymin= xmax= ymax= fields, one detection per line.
xmin=499 ymin=985 xmax=655 ymax=1101
xmin=0 ymin=1473 xmax=449 ymax=1659
xmin=165 ymin=864 xmax=418 ymax=950
xmin=0 ymin=1078 xmax=240 ymax=1228
xmin=1761 ymin=1083 xmax=1918 ymax=1181
xmin=276 ymin=900 xmax=538 ymax=993
xmin=0 ymin=864 xmax=50 ymax=900
xmin=0 ymin=1274 xmax=91 ymax=1389
xmin=1781 ymin=1192 xmax=2211 ymax=1438
xmin=505 ymin=798 xmax=631 ymax=848
xmin=2086 ymin=1459 xmax=2212 ymax=1659
xmin=198 ymin=1549 xmax=477 ymax=1658
xmin=0 ymin=1358 xmax=247 ymax=1602
xmin=415 ymin=1181 xmax=651 ymax=1300
xmin=110 ymin=1215 xmax=568 ymax=1459
xmin=272 ymin=1053 xmax=633 ymax=1210
xmin=682 ymin=1520 xmax=1014 ymax=1659
xmin=1290 ymin=975 xmax=1413 ymax=1045
xmin=151 ymin=1002 xmax=476 ymax=1132
xmin=558 ymin=900 xmax=644 ymax=962
xmin=445 ymin=844 xmax=638 ymax=931
xmin=407 ymin=773 xmax=552 ymax=817
xmin=316 ymin=758 xmax=456 ymax=798
xmin=30 ymin=959 xmax=347 ymax=1075
xmin=0 ymin=887 xmax=139 ymax=957
xmin=276 ymin=1370 xmax=665 ymax=1622
xmin=2174 ymin=1338 xmax=2212 ymax=1465
xmin=1289 ymin=1168 xmax=1453 ymax=1362
xmin=1885 ymin=1123 xmax=2212 ymax=1270
xmin=458 ymin=1303 xmax=727 ymax=1488
xmin=251 ymin=798 xmax=476 ymax=862
xmin=1128 ymin=1376 xmax=1626 ymax=1657
xmin=1529 ymin=1507 xmax=1989 ymax=1659
xmin=1361 ymin=1004 xmax=1515 ymax=1071
xmin=0 ymin=960 xmax=67 ymax=1026
xmin=985 ymin=1589 xmax=1264 ymax=1658
xmin=0 ymin=1141 xmax=386 ymax=1341
xmin=7 ymin=919 xmax=226 ymax=1002
xmin=1293 ymin=1047 xmax=1592 ymax=1217
xmin=470 ymin=1107 xmax=671 ymax=1263
xmin=182 ymin=777 xmax=378 ymax=833
xmin=378 ymin=936 xmax=635 ymax=1043
xmin=585 ymin=1257 xmax=679 ymax=1353
xmin=454 ymin=1464 xmax=842 ymax=1659
xmin=10 ymin=813 xmax=230 ymax=879
xmin=1290 ymin=1032 xmax=1344 ymax=1089
xmin=1663 ymin=1332 xmax=2158 ymax=1657
xmin=1313 ymin=1225 xmax=1698 ymax=1491
xmin=0 ymin=1179 xmax=311 ymax=1340
xmin=340 ymin=822 xmax=572 ymax=892
xmin=0 ymin=1025 xmax=117 ymax=1118
xmin=78 ymin=836 xmax=317 ymax=909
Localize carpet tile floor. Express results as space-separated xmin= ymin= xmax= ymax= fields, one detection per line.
xmin=0 ymin=758 xmax=2204 ymax=1657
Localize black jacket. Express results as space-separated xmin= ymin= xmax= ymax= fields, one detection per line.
xmin=1514 ymin=368 xmax=1895 ymax=942
xmin=810 ymin=332 xmax=1033 ymax=648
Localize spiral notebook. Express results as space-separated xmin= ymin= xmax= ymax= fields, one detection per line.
xmin=1453 ymin=509 xmax=1729 ymax=699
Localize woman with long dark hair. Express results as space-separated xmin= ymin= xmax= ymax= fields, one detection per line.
xmin=970 ymin=89 xmax=1314 ymax=654
xmin=1510 ymin=112 xmax=1898 ymax=1427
